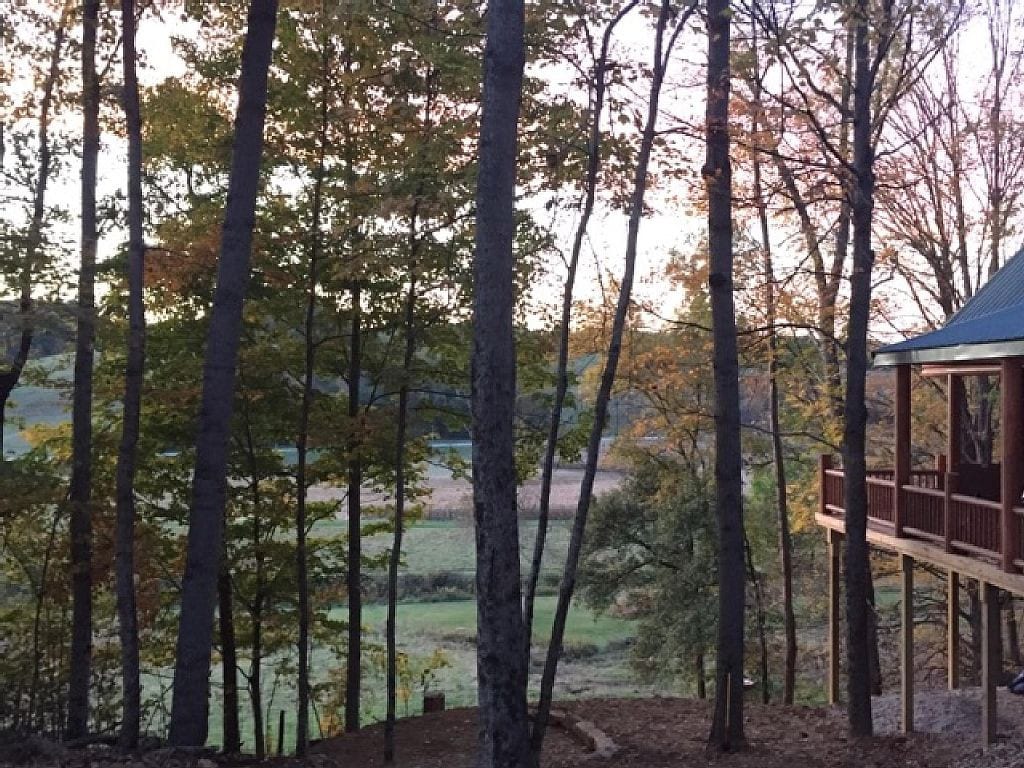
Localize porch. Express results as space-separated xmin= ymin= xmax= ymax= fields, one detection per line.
xmin=818 ymin=454 xmax=1024 ymax=573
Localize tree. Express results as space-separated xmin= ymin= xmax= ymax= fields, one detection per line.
xmin=471 ymin=0 xmax=532 ymax=765
xmin=0 ymin=6 xmax=67 ymax=458
xmin=531 ymin=1 xmax=692 ymax=756
xmin=842 ymin=0 xmax=885 ymax=734
xmin=746 ymin=17 xmax=797 ymax=705
xmin=705 ymin=0 xmax=745 ymax=750
xmin=523 ymin=0 xmax=639 ymax=662
xmin=169 ymin=0 xmax=280 ymax=746
xmin=68 ymin=0 xmax=101 ymax=740
xmin=113 ymin=0 xmax=146 ymax=749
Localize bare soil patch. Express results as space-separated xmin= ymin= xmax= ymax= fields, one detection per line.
xmin=311 ymin=697 xmax=965 ymax=768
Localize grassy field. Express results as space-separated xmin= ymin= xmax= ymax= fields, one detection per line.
xmin=139 ymin=520 xmax=654 ymax=753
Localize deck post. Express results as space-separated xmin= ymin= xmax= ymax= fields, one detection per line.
xmin=947 ymin=570 xmax=960 ymax=690
xmin=895 ymin=364 xmax=911 ymax=536
xmin=982 ymin=580 xmax=999 ymax=745
xmin=1001 ymin=359 xmax=1022 ymax=573
xmin=947 ymin=374 xmax=962 ymax=475
xmin=900 ymin=554 xmax=914 ymax=733
xmin=827 ymin=528 xmax=842 ymax=705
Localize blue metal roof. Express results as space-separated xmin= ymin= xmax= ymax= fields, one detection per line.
xmin=874 ymin=249 xmax=1024 ymax=366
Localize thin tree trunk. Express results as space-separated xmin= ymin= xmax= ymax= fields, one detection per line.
xmin=293 ymin=31 xmax=331 ymax=756
xmin=523 ymin=0 xmax=639 ymax=661
xmin=217 ymin=564 xmax=240 ymax=753
xmin=0 ymin=10 xmax=64 ymax=458
xmin=706 ymin=0 xmax=744 ymax=749
xmin=114 ymin=0 xmax=146 ymax=749
xmin=345 ymin=280 xmax=362 ymax=732
xmin=169 ymin=0 xmax=279 ymax=746
xmin=252 ymin=490 xmax=266 ymax=759
xmin=27 ymin=507 xmax=61 ymax=730
xmin=1007 ymin=598 xmax=1022 ymax=667
xmin=532 ymin=3 xmax=690 ymax=757
xmin=868 ymin=574 xmax=883 ymax=695
xmin=749 ymin=24 xmax=796 ymax=703
xmin=744 ymin=535 xmax=770 ymax=704
xmin=843 ymin=0 xmax=877 ymax=736
xmin=471 ymin=2 xmax=531 ymax=765
xmin=67 ymin=0 xmax=101 ymax=739
xmin=340 ymin=56 xmax=364 ymax=731
xmin=384 ymin=276 xmax=417 ymax=765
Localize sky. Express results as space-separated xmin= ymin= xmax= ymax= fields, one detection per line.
xmin=2 ymin=3 xmax=1013 ymax=343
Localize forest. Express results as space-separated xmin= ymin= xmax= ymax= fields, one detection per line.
xmin=3 ymin=0 xmax=1024 ymax=767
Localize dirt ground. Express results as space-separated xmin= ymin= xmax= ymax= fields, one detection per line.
xmin=5 ymin=692 xmax=1020 ymax=768
xmin=310 ymin=697 xmax=973 ymax=768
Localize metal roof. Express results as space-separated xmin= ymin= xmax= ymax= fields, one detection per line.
xmin=874 ymin=249 xmax=1024 ymax=367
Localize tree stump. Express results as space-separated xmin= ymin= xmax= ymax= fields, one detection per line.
xmin=423 ymin=691 xmax=446 ymax=713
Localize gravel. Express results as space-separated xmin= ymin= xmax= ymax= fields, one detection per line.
xmin=870 ymin=688 xmax=1024 ymax=767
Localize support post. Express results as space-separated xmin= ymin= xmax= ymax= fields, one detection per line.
xmin=982 ymin=580 xmax=999 ymax=745
xmin=1001 ymin=359 xmax=1022 ymax=572
xmin=895 ymin=364 xmax=911 ymax=536
xmin=948 ymin=571 xmax=960 ymax=690
xmin=900 ymin=554 xmax=914 ymax=734
xmin=827 ymin=528 xmax=841 ymax=706
xmin=947 ymin=373 xmax=962 ymax=475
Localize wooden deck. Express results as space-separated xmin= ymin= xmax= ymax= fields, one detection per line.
xmin=817 ymin=458 xmax=1024 ymax=744
xmin=818 ymin=459 xmax=1024 ymax=589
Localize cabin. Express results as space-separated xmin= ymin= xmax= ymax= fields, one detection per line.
xmin=817 ymin=249 xmax=1024 ymax=743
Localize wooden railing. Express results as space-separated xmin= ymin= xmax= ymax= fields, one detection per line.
xmin=819 ymin=455 xmax=1013 ymax=570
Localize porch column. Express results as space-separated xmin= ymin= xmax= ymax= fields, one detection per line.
xmin=981 ymin=580 xmax=999 ymax=745
xmin=827 ymin=528 xmax=842 ymax=705
xmin=947 ymin=570 xmax=960 ymax=690
xmin=1001 ymin=359 xmax=1022 ymax=572
xmin=900 ymin=554 xmax=914 ymax=733
xmin=947 ymin=374 xmax=963 ymax=475
xmin=894 ymin=364 xmax=911 ymax=536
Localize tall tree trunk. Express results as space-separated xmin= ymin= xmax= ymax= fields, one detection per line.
xmin=384 ymin=276 xmax=417 ymax=765
xmin=340 ymin=59 xmax=364 ymax=731
xmin=293 ymin=31 xmax=331 ymax=756
xmin=523 ymin=0 xmax=639 ymax=661
xmin=532 ymin=2 xmax=689 ymax=757
xmin=345 ymin=280 xmax=362 ymax=733
xmin=842 ymin=0 xmax=877 ymax=736
xmin=217 ymin=564 xmax=240 ymax=753
xmin=471 ymin=2 xmax=531 ymax=766
xmin=169 ymin=0 xmax=280 ymax=746
xmin=114 ymin=0 xmax=146 ymax=749
xmin=0 ymin=10 xmax=64 ymax=458
xmin=67 ymin=0 xmax=101 ymax=739
xmin=750 ymin=23 xmax=796 ymax=703
xmin=706 ymin=0 xmax=744 ymax=749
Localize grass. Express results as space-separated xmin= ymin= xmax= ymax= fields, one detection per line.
xmin=138 ymin=519 xmax=647 ymax=754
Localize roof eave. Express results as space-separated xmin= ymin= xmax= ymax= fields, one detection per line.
xmin=874 ymin=339 xmax=1024 ymax=367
